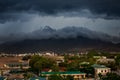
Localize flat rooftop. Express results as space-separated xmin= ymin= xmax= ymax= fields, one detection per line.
xmin=91 ymin=64 xmax=108 ymax=68
xmin=41 ymin=71 xmax=86 ymax=75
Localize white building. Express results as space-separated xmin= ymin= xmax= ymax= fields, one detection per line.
xmin=92 ymin=64 xmax=111 ymax=80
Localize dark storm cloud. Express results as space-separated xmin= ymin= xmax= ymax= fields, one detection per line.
xmin=0 ymin=0 xmax=120 ymax=44
xmin=0 ymin=0 xmax=120 ymax=21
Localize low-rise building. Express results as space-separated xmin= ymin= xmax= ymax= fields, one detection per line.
xmin=92 ymin=64 xmax=111 ymax=80
xmin=41 ymin=71 xmax=86 ymax=80
xmin=97 ymin=57 xmax=115 ymax=64
xmin=6 ymin=61 xmax=29 ymax=69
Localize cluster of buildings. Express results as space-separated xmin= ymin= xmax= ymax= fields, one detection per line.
xmin=0 ymin=52 xmax=115 ymax=80
xmin=0 ymin=56 xmax=29 ymax=80
xmin=0 ymin=52 xmax=58 ymax=57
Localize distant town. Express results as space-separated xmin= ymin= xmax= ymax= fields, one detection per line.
xmin=0 ymin=50 xmax=120 ymax=80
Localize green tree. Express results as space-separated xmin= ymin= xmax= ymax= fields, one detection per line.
xmin=87 ymin=50 xmax=99 ymax=58
xmin=67 ymin=61 xmax=80 ymax=71
xmin=98 ymin=73 xmax=103 ymax=80
xmin=115 ymin=54 xmax=120 ymax=69
xmin=48 ymin=75 xmax=74 ymax=80
xmin=29 ymin=55 xmax=41 ymax=68
xmin=102 ymin=73 xmax=120 ymax=80
xmin=22 ymin=55 xmax=31 ymax=61
xmin=59 ymin=62 xmax=67 ymax=67
xmin=34 ymin=60 xmax=42 ymax=75
xmin=48 ymin=74 xmax=63 ymax=80
xmin=64 ymin=75 xmax=74 ymax=80
xmin=51 ymin=64 xmax=59 ymax=72
xmin=29 ymin=55 xmax=56 ymax=75
xmin=23 ymin=73 xmax=33 ymax=80
xmin=88 ymin=58 xmax=96 ymax=64
xmin=80 ymin=65 xmax=94 ymax=77
xmin=101 ymin=62 xmax=117 ymax=71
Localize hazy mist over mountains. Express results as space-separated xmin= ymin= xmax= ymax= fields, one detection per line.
xmin=0 ymin=26 xmax=120 ymax=44
xmin=0 ymin=26 xmax=120 ymax=53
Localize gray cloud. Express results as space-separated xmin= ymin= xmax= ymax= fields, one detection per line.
xmin=0 ymin=0 xmax=120 ymax=22
xmin=0 ymin=13 xmax=120 ymax=38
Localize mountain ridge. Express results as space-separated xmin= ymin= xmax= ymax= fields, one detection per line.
xmin=0 ymin=35 xmax=119 ymax=54
xmin=0 ymin=26 xmax=120 ymax=53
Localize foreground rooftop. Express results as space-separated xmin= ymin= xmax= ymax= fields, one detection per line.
xmin=41 ymin=71 xmax=86 ymax=75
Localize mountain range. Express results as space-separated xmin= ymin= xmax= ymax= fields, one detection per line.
xmin=0 ymin=26 xmax=120 ymax=53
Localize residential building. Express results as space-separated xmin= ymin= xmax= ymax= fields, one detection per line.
xmin=92 ymin=64 xmax=111 ymax=80
xmin=41 ymin=71 xmax=86 ymax=80
xmin=97 ymin=57 xmax=115 ymax=64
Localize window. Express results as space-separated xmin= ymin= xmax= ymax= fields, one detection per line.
xmin=101 ymin=70 xmax=103 ymax=73
xmin=105 ymin=70 xmax=106 ymax=72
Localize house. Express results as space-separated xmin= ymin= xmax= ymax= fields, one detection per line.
xmin=6 ymin=61 xmax=29 ymax=69
xmin=0 ymin=56 xmax=27 ymax=76
xmin=96 ymin=57 xmax=115 ymax=64
xmin=55 ymin=56 xmax=65 ymax=65
xmin=7 ymin=74 xmax=24 ymax=80
xmin=92 ymin=64 xmax=111 ymax=80
xmin=41 ymin=71 xmax=86 ymax=80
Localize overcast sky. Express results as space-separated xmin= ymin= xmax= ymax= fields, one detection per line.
xmin=0 ymin=0 xmax=120 ymax=43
